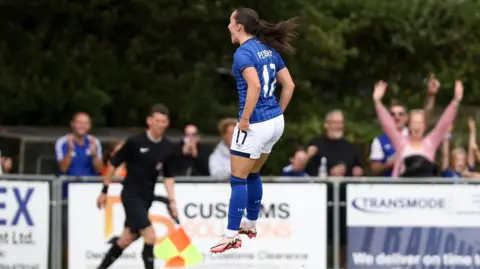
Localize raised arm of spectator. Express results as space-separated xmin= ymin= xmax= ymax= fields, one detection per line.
xmin=423 ymin=76 xmax=440 ymax=125
xmin=469 ymin=120 xmax=480 ymax=164
xmin=373 ymin=81 xmax=403 ymax=151
xmin=55 ymin=135 xmax=75 ymax=173
xmin=468 ymin=117 xmax=477 ymax=168
xmin=426 ymin=81 xmax=462 ymax=150
xmin=441 ymin=132 xmax=451 ymax=171
xmin=474 ymin=148 xmax=480 ymax=166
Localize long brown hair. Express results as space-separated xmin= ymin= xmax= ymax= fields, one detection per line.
xmin=235 ymin=8 xmax=299 ymax=54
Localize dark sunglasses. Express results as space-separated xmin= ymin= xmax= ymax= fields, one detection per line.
xmin=390 ymin=111 xmax=406 ymax=116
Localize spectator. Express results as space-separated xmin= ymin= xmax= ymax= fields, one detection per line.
xmin=304 ymin=109 xmax=362 ymax=269
xmin=373 ymin=80 xmax=462 ymax=177
xmin=370 ymin=76 xmax=439 ymax=176
xmin=305 ymin=109 xmax=364 ymax=177
xmin=282 ymin=149 xmax=309 ymax=177
xmin=0 ymin=150 xmax=12 ymax=174
xmin=55 ymin=112 xmax=103 ymax=176
xmin=102 ymin=141 xmax=127 ymax=177
xmin=171 ymin=124 xmax=210 ymax=176
xmin=470 ymin=119 xmax=480 ymax=165
xmin=209 ymin=118 xmax=236 ymax=178
xmin=441 ymin=118 xmax=480 ymax=178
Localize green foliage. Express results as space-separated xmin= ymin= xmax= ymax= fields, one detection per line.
xmin=1 ymin=0 xmax=480 ymax=173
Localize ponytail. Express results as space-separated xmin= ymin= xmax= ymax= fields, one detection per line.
xmin=256 ymin=17 xmax=299 ymax=54
xmin=234 ymin=8 xmax=299 ymax=53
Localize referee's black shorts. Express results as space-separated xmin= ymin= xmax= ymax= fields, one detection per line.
xmin=121 ymin=188 xmax=153 ymax=234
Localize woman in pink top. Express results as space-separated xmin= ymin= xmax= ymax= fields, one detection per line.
xmin=373 ymin=80 xmax=464 ymax=177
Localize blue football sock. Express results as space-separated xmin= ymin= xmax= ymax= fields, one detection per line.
xmin=246 ymin=172 xmax=263 ymax=221
xmin=227 ymin=175 xmax=248 ymax=231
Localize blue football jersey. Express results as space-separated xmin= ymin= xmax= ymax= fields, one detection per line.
xmin=232 ymin=38 xmax=285 ymax=124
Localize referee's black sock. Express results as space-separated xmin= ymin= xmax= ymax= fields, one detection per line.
xmin=97 ymin=243 xmax=124 ymax=269
xmin=142 ymin=244 xmax=154 ymax=269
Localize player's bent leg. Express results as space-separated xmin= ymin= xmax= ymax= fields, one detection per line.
xmin=240 ymin=113 xmax=283 ymax=240
xmin=210 ymin=154 xmax=256 ymax=253
xmin=240 ymin=153 xmax=269 ymax=239
xmin=229 ymin=154 xmax=256 ymax=235
xmin=97 ymin=228 xmax=137 ymax=269
xmin=140 ymin=226 xmax=156 ymax=269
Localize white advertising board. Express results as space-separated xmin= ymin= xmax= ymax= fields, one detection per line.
xmin=68 ymin=182 xmax=327 ymax=269
xmin=347 ymin=184 xmax=480 ymax=269
xmin=0 ymin=180 xmax=50 ymax=269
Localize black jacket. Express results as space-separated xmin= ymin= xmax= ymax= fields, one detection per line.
xmin=170 ymin=140 xmax=211 ymax=176
xmin=400 ymin=155 xmax=437 ymax=177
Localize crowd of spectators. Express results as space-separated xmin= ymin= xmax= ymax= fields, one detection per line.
xmin=46 ymin=77 xmax=478 ymax=180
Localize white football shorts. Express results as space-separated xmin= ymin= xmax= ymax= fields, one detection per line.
xmin=230 ymin=115 xmax=285 ymax=159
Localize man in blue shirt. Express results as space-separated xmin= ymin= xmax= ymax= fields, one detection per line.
xmin=370 ymin=77 xmax=439 ymax=176
xmin=55 ymin=112 xmax=103 ymax=176
xmin=369 ymin=101 xmax=410 ymax=176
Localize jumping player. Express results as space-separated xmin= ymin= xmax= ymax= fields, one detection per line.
xmin=210 ymin=8 xmax=298 ymax=253
xmin=95 ymin=104 xmax=177 ymax=269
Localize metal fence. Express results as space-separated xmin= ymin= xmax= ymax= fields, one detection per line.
xmin=0 ymin=175 xmax=477 ymax=269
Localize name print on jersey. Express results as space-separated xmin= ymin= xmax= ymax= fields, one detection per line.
xmin=257 ymin=49 xmax=273 ymax=59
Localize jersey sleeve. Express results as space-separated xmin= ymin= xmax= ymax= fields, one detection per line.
xmin=234 ymin=49 xmax=255 ymax=72
xmin=55 ymin=136 xmax=68 ymax=161
xmin=111 ymin=138 xmax=132 ymax=168
xmin=274 ymin=51 xmax=286 ymax=71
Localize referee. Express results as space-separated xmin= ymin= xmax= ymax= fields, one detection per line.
xmin=95 ymin=104 xmax=177 ymax=269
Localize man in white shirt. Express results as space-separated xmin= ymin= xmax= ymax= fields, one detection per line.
xmin=209 ymin=118 xmax=237 ymax=179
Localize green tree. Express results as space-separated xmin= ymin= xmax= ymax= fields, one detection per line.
xmin=1 ymin=0 xmax=480 ymax=173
